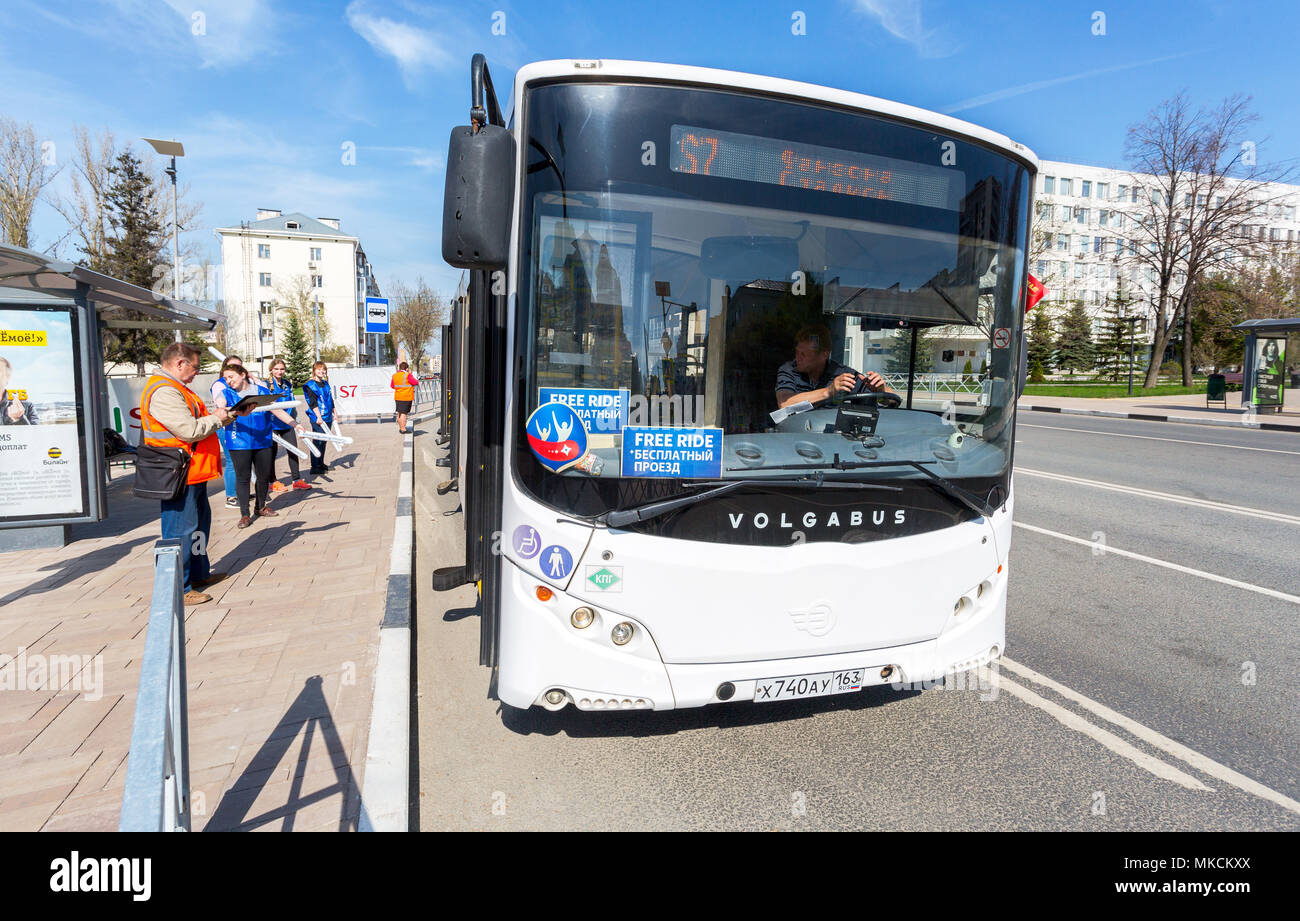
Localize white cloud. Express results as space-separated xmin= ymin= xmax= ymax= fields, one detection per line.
xmin=344 ymin=1 xmax=453 ymax=89
xmin=942 ymin=52 xmax=1200 ymax=114
xmin=851 ymin=0 xmax=961 ymax=59
xmin=158 ymin=0 xmax=278 ymax=67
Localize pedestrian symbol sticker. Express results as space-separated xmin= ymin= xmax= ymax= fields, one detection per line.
xmin=540 ymin=545 xmax=573 ymax=581
xmin=525 ymin=400 xmax=589 ymax=473
xmin=992 ymin=327 xmax=1011 ymax=349
xmin=512 ymin=525 xmax=542 ymax=559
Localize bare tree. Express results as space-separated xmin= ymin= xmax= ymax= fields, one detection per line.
xmin=1123 ymin=93 xmax=1293 ymax=386
xmin=275 ymin=273 xmax=333 ymax=356
xmin=387 ymin=277 xmax=446 ymax=368
xmin=0 ymin=117 xmax=61 ymax=249
xmin=54 ymin=126 xmax=117 ymax=269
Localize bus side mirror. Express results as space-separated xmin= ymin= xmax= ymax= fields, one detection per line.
xmin=442 ymin=124 xmax=516 ymax=270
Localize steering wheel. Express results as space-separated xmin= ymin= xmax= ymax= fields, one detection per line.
xmin=843 ymin=385 xmax=902 ymax=410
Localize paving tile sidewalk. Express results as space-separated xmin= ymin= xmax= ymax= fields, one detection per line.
xmin=1018 ymin=390 xmax=1299 ymax=428
xmin=0 ymin=420 xmax=405 ymax=831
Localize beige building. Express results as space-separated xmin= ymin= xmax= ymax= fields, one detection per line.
xmin=216 ymin=210 xmax=382 ymax=371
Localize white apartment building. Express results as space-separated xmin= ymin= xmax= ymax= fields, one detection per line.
xmin=1032 ymin=159 xmax=1300 ymax=334
xmin=841 ymin=159 xmax=1300 ymax=375
xmin=216 ymin=210 xmax=382 ymax=371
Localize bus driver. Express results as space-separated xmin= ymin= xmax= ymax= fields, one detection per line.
xmin=775 ymin=324 xmax=893 ymax=410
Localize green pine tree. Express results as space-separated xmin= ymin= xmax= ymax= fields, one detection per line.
xmin=1026 ymin=306 xmax=1054 ymax=374
xmin=1093 ymin=288 xmax=1135 ymax=383
xmin=280 ymin=310 xmax=312 ymax=385
xmin=885 ymin=326 xmax=934 ymax=374
xmin=1054 ymin=301 xmax=1098 ymax=377
xmin=101 ymin=150 xmax=168 ymax=374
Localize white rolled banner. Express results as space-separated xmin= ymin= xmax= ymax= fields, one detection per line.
xmin=208 ymin=346 xmax=227 ymax=363
xmin=299 ymin=431 xmax=353 ymax=445
xmin=249 ymin=400 xmax=305 ymax=413
xmin=331 ymin=420 xmax=344 ymax=455
xmin=271 ymin=433 xmax=309 ymax=460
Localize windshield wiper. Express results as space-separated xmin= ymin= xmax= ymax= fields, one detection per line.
xmin=601 ymin=474 xmax=901 ymax=528
xmin=723 ymin=456 xmax=993 ymax=518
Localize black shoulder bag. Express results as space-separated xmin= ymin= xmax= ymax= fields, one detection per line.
xmin=133 ymin=384 xmax=195 ymax=501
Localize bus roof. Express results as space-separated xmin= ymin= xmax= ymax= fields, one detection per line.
xmin=512 ymin=59 xmax=1039 ymax=173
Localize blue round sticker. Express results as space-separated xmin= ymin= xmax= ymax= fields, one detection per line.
xmin=525 ymin=400 xmax=588 ymax=473
xmin=538 ymin=545 xmax=573 ymax=581
xmin=512 ymin=525 xmax=542 ymax=560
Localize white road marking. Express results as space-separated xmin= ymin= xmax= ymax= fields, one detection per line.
xmin=1017 ymin=467 xmax=1300 ymax=526
xmin=1001 ymin=657 xmax=1300 ymax=817
xmin=1013 ymin=521 xmax=1300 ymax=605
xmin=1021 ymin=423 xmax=1300 ymax=457
xmin=994 ymin=673 xmax=1211 ymax=791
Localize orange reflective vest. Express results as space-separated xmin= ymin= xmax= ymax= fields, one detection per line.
xmin=392 ymin=371 xmax=415 ymax=402
xmin=140 ymin=375 xmax=223 ymax=485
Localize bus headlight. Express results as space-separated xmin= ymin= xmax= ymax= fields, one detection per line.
xmin=611 ymin=622 xmax=634 ymax=646
xmin=571 ymin=606 xmax=595 ymax=629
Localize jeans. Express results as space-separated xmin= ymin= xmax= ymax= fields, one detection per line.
xmin=222 ymin=446 xmax=236 ymax=498
xmin=160 ymin=482 xmax=212 ymax=592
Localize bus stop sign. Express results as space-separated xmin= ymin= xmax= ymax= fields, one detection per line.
xmin=365 ymin=297 xmax=389 ymax=334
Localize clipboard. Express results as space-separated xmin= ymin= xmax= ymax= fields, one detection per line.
xmin=229 ymin=392 xmax=280 ymax=413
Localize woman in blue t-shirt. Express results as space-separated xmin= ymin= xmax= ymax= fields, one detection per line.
xmin=267 ymin=359 xmax=311 ymax=492
xmin=302 ymin=361 xmax=335 ymax=478
xmin=217 ymin=363 xmax=303 ymax=528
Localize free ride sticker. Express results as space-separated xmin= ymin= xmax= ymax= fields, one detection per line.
xmin=539 ymin=387 xmax=629 ymax=434
xmin=621 ymin=426 xmax=723 ymax=478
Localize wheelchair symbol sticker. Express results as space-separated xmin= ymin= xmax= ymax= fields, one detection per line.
xmin=512 ymin=525 xmax=542 ymax=559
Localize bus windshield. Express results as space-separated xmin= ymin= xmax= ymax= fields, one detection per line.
xmin=515 ymin=81 xmax=1033 ymax=539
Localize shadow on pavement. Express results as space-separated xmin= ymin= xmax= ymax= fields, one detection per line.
xmin=499 ymin=683 xmax=921 ymax=739
xmin=213 ymin=520 xmax=347 ymax=581
xmin=0 ymin=535 xmax=155 ymax=608
xmin=205 ymin=675 xmax=368 ymax=831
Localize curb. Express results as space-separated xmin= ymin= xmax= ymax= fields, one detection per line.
xmin=1019 ymin=404 xmax=1300 ymax=434
xmin=359 ymin=429 xmax=413 ymax=832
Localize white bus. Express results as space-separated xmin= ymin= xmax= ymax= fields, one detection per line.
xmin=435 ymin=55 xmax=1037 ymax=713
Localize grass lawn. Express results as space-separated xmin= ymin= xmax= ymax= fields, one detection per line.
xmin=1021 ymin=382 xmax=1212 ymax=398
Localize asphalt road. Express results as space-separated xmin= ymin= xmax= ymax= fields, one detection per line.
xmin=414 ymin=410 xmax=1300 ymax=830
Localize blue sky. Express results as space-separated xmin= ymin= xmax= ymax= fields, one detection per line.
xmin=3 ymin=0 xmax=1297 ymax=300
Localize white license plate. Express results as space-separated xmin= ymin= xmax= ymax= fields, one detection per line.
xmin=753 ymin=668 xmax=865 ymax=703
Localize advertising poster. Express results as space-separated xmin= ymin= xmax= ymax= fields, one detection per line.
xmin=0 ymin=307 xmax=87 ymax=521
xmin=1252 ymin=337 xmax=1286 ymax=407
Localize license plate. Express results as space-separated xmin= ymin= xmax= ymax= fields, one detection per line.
xmin=753 ymin=668 xmax=865 ymax=703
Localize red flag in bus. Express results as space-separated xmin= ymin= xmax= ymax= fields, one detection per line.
xmin=1025 ymin=274 xmax=1046 ymax=312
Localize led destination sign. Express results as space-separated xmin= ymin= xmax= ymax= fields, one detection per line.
xmin=670 ymin=125 xmax=963 ymax=210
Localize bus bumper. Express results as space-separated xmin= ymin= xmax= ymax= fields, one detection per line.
xmin=498 ymin=558 xmax=1006 ymax=712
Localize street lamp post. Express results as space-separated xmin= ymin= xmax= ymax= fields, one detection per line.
xmin=143 ymin=138 xmax=185 ymax=342
xmin=312 ymin=299 xmax=321 ymax=362
xmin=1122 ymin=315 xmax=1139 ymax=396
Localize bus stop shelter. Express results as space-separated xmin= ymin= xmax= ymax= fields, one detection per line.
xmin=1232 ymin=318 xmax=1298 ymax=415
xmin=0 ymin=242 xmax=220 ymax=552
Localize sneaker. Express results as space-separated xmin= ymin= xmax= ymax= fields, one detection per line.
xmin=291 ymin=479 xmax=312 ymax=490
xmin=269 ymin=481 xmax=287 ymax=492
xmin=192 ymin=572 xmax=228 ymax=588
xmin=183 ymin=590 xmax=212 ymax=606
xmin=237 ymin=515 xmax=252 ymax=529
xmin=257 ymin=507 xmax=278 ymax=518
xmin=225 ymin=496 xmax=239 ymax=509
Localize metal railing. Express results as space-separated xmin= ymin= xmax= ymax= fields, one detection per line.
xmin=415 ymin=376 xmax=439 ymax=410
xmin=119 ymin=539 xmax=191 ymax=832
xmin=883 ymin=373 xmax=987 ymax=397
